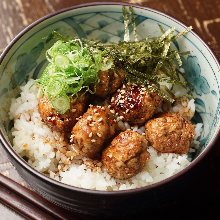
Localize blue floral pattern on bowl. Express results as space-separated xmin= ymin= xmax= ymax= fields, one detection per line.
xmin=182 ymin=56 xmax=210 ymax=96
xmin=0 ymin=5 xmax=220 ymax=158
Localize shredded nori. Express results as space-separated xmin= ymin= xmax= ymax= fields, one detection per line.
xmin=37 ymin=6 xmax=192 ymax=113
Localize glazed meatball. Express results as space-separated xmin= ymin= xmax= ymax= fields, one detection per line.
xmin=38 ymin=95 xmax=87 ymax=133
xmin=145 ymin=112 xmax=195 ymax=154
xmin=95 ymin=69 xmax=125 ymax=98
xmin=111 ymin=84 xmax=162 ymax=125
xmin=102 ymin=130 xmax=150 ymax=179
xmin=71 ymin=105 xmax=116 ymax=158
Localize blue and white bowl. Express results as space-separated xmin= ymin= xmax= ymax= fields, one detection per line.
xmin=0 ymin=3 xmax=219 ymax=215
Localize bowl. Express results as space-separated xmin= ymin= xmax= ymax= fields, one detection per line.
xmin=0 ymin=2 xmax=220 ymax=216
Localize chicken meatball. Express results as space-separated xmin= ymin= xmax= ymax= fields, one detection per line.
xmin=102 ymin=130 xmax=150 ymax=179
xmin=111 ymin=84 xmax=162 ymax=125
xmin=95 ymin=69 xmax=125 ymax=98
xmin=145 ymin=112 xmax=195 ymax=154
xmin=38 ymin=94 xmax=87 ymax=133
xmin=71 ymin=105 xmax=116 ymax=158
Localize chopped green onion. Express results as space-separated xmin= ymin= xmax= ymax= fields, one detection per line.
xmin=54 ymin=54 xmax=70 ymax=69
xmin=51 ymin=95 xmax=70 ymax=114
xmin=37 ymin=6 xmax=192 ymax=114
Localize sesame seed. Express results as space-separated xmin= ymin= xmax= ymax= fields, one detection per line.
xmin=110 ymin=109 xmax=115 ymax=114
xmin=130 ymin=104 xmax=134 ymax=108
xmin=89 ymin=132 xmax=93 ymax=138
xmin=97 ymin=133 xmax=102 ymax=137
xmin=98 ymin=118 xmax=103 ymax=122
xmin=111 ymin=97 xmax=115 ymax=102
xmin=87 ymin=116 xmax=93 ymax=121
xmin=125 ymin=109 xmax=129 ymax=113
xmin=72 ymin=109 xmax=76 ymax=112
xmin=108 ymin=153 xmax=113 ymax=158
xmin=119 ymin=100 xmax=124 ymax=104
xmin=89 ymin=123 xmax=94 ymax=127
xmin=70 ymin=134 xmax=75 ymax=143
xmin=91 ymin=139 xmax=96 ymax=143
xmin=94 ymin=109 xmax=97 ymax=113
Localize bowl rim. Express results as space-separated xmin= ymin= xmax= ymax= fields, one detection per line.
xmin=0 ymin=1 xmax=220 ymax=196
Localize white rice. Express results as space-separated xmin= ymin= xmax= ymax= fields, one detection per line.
xmin=9 ymin=80 xmax=203 ymax=191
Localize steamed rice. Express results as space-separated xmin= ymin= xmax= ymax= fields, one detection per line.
xmin=9 ymin=79 xmax=202 ymax=191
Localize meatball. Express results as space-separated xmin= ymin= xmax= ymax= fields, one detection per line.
xmin=38 ymin=94 xmax=87 ymax=133
xmin=95 ymin=69 xmax=125 ymax=98
xmin=111 ymin=84 xmax=162 ymax=125
xmin=71 ymin=105 xmax=116 ymax=158
xmin=145 ymin=112 xmax=195 ymax=154
xmin=102 ymin=130 xmax=150 ymax=179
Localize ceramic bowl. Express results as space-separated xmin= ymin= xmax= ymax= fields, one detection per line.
xmin=0 ymin=2 xmax=220 ymax=216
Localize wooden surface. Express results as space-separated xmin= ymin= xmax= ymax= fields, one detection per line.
xmin=0 ymin=0 xmax=220 ymax=219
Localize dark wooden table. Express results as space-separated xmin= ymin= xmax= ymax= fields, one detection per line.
xmin=0 ymin=0 xmax=220 ymax=219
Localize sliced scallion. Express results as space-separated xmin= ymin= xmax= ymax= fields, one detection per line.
xmin=51 ymin=95 xmax=70 ymax=114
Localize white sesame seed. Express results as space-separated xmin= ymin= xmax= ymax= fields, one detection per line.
xmin=119 ymin=100 xmax=124 ymax=104
xmin=97 ymin=133 xmax=102 ymax=137
xmin=89 ymin=123 xmax=94 ymax=127
xmin=87 ymin=116 xmax=93 ymax=121
xmin=110 ymin=109 xmax=115 ymax=114
xmin=125 ymin=109 xmax=129 ymax=113
xmin=108 ymin=153 xmax=112 ymax=158
xmin=91 ymin=139 xmax=96 ymax=143
xmin=111 ymin=97 xmax=115 ymax=102
xmin=98 ymin=118 xmax=103 ymax=122
xmin=72 ymin=109 xmax=76 ymax=112
xmin=89 ymin=132 xmax=92 ymax=138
